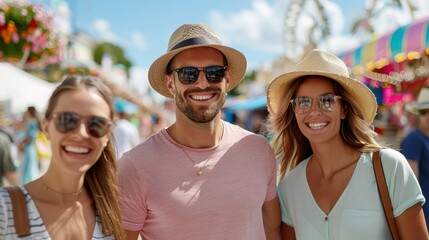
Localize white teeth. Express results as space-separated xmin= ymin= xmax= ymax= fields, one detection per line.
xmin=308 ymin=123 xmax=327 ymax=129
xmin=65 ymin=146 xmax=90 ymax=154
xmin=191 ymin=95 xmax=212 ymax=100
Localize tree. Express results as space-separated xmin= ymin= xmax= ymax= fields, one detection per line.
xmin=93 ymin=42 xmax=133 ymax=76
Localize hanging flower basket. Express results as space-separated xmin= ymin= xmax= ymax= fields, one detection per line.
xmin=0 ymin=0 xmax=61 ymax=68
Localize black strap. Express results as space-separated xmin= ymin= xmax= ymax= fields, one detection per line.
xmin=5 ymin=187 xmax=31 ymax=237
xmin=170 ymin=37 xmax=219 ymax=50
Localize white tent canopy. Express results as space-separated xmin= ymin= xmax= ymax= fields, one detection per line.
xmin=0 ymin=62 xmax=56 ymax=115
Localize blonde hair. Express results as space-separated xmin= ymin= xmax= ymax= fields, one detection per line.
xmin=267 ymin=76 xmax=383 ymax=179
xmin=44 ymin=75 xmax=125 ymax=239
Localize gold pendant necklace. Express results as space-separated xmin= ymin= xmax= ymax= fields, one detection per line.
xmin=174 ymin=122 xmax=224 ymax=176
xmin=181 ymin=148 xmax=216 ymax=176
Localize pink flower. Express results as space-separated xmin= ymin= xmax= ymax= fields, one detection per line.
xmin=21 ymin=9 xmax=28 ymax=16
xmin=0 ymin=12 xmax=5 ymax=25
xmin=12 ymin=32 xmax=19 ymax=43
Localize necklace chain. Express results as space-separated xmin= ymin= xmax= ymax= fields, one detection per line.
xmin=179 ymin=123 xmax=224 ymax=176
xmin=181 ymin=148 xmax=216 ymax=176
xmin=41 ymin=177 xmax=84 ymax=196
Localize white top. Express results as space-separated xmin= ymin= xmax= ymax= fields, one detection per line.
xmin=278 ymin=148 xmax=425 ymax=240
xmin=0 ymin=186 xmax=113 ymax=239
xmin=112 ymin=119 xmax=140 ymax=158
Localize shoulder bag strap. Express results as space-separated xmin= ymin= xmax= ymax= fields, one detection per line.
xmin=373 ymin=150 xmax=400 ymax=240
xmin=4 ymin=186 xmax=31 ymax=237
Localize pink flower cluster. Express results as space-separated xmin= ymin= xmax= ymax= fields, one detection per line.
xmin=0 ymin=1 xmax=62 ymax=67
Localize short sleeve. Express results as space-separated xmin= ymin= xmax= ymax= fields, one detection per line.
xmin=277 ymin=179 xmax=293 ymax=226
xmin=380 ymin=149 xmax=425 ymax=217
xmin=119 ymin=153 xmax=149 ymax=231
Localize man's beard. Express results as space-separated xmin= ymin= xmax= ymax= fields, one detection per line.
xmin=175 ymin=88 xmax=226 ymax=123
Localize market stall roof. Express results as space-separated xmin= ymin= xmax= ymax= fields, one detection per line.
xmin=0 ymin=62 xmax=56 ymax=115
xmin=224 ymin=95 xmax=267 ymax=111
xmin=338 ymin=16 xmax=429 ymax=71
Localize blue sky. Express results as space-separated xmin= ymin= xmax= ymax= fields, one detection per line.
xmin=65 ymin=0 xmax=364 ymax=71
xmin=25 ymin=0 xmax=429 ymax=100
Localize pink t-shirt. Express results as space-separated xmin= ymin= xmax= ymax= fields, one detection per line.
xmin=119 ymin=121 xmax=277 ymax=240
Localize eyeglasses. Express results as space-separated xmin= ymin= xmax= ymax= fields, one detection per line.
xmin=170 ymin=65 xmax=228 ymax=84
xmin=50 ymin=112 xmax=113 ymax=138
xmin=290 ymin=93 xmax=342 ymax=114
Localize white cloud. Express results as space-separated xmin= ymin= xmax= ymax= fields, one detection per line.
xmin=210 ymin=0 xmax=285 ymax=53
xmin=91 ymin=19 xmax=118 ymax=42
xmin=132 ymin=32 xmax=147 ymax=50
xmin=209 ymin=0 xmax=347 ymax=60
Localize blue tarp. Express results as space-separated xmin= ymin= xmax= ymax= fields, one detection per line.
xmin=224 ymin=96 xmax=267 ymax=111
xmin=223 ymin=96 xmax=267 ymax=123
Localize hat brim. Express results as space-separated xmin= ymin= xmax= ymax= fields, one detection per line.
xmin=148 ymin=44 xmax=247 ymax=98
xmin=266 ymin=70 xmax=377 ymax=124
xmin=407 ymin=102 xmax=429 ymax=114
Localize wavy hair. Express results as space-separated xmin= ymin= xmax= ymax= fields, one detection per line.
xmin=44 ymin=75 xmax=125 ymax=239
xmin=267 ymin=76 xmax=383 ymax=179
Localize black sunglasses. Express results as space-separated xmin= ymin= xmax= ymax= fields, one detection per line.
xmin=170 ymin=65 xmax=228 ymax=84
xmin=50 ymin=112 xmax=113 ymax=138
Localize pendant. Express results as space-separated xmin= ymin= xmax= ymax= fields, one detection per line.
xmin=197 ymin=166 xmax=203 ymax=176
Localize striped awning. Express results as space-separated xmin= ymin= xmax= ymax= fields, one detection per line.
xmin=338 ymin=16 xmax=429 ymax=71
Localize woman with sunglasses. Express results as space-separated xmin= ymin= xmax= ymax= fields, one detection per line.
xmin=0 ymin=75 xmax=125 ymax=239
xmin=266 ymin=49 xmax=428 ymax=239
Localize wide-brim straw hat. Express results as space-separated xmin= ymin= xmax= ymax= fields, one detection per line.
xmin=407 ymin=87 xmax=429 ymax=114
xmin=148 ymin=23 xmax=247 ymax=98
xmin=266 ymin=49 xmax=377 ymax=124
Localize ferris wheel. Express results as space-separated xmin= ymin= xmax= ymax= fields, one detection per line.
xmin=282 ymin=0 xmax=331 ymax=61
xmin=282 ymin=0 xmax=416 ymax=62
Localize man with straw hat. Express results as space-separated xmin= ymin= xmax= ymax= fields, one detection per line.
xmin=119 ymin=23 xmax=280 ymax=239
xmin=401 ymin=87 xmax=429 ymax=231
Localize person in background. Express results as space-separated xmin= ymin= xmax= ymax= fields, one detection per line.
xmin=112 ymin=101 xmax=140 ymax=158
xmin=119 ymin=23 xmax=280 ymax=240
xmin=0 ymin=75 xmax=125 ymax=239
xmin=401 ymin=87 xmax=429 ymax=231
xmin=18 ymin=106 xmax=41 ymax=184
xmin=266 ymin=49 xmax=428 ymax=239
xmin=0 ymin=113 xmax=19 ymax=187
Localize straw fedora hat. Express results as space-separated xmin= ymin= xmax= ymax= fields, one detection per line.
xmin=148 ymin=23 xmax=247 ymax=98
xmin=407 ymin=88 xmax=429 ymax=114
xmin=266 ymin=49 xmax=377 ymax=124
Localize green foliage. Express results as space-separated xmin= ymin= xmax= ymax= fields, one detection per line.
xmin=93 ymin=42 xmax=133 ymax=76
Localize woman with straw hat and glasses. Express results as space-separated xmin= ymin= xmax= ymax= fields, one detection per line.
xmin=266 ymin=49 xmax=428 ymax=239
xmin=119 ymin=23 xmax=280 ymax=240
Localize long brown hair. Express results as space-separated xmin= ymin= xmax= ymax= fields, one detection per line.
xmin=44 ymin=75 xmax=125 ymax=239
xmin=267 ymin=76 xmax=383 ymax=179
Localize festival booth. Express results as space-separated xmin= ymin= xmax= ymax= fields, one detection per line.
xmin=338 ymin=16 xmax=429 ymax=144
xmin=0 ymin=62 xmax=56 ymax=116
xmin=223 ymin=96 xmax=268 ymax=134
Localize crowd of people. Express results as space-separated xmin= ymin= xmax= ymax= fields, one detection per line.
xmin=0 ymin=22 xmax=428 ymax=239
